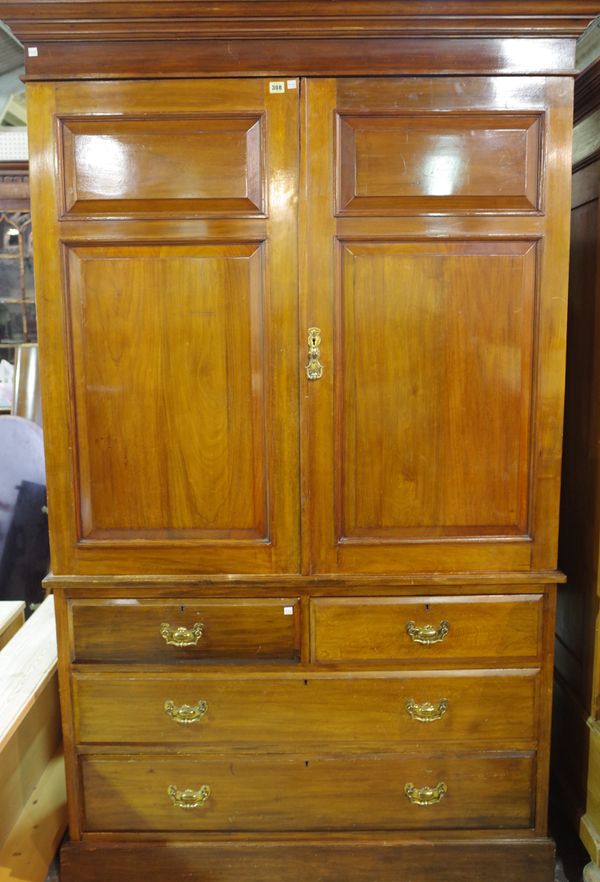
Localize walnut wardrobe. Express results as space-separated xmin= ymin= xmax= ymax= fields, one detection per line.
xmin=3 ymin=3 xmax=599 ymax=881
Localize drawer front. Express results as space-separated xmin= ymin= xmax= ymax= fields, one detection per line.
xmin=312 ymin=595 xmax=543 ymax=664
xmin=70 ymin=598 xmax=300 ymax=662
xmin=73 ymin=670 xmax=538 ymax=747
xmin=81 ymin=753 xmax=534 ymax=832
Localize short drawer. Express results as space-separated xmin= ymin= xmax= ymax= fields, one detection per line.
xmin=70 ymin=598 xmax=300 ymax=663
xmin=81 ymin=752 xmax=534 ymax=832
xmin=311 ymin=594 xmax=543 ymax=664
xmin=73 ymin=670 xmax=538 ymax=748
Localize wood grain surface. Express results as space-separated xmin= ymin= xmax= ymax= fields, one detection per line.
xmin=303 ymin=75 xmax=573 ymax=575
xmin=70 ymin=598 xmax=301 ymax=663
xmin=59 ymin=838 xmax=556 ymax=882
xmin=311 ymin=595 xmax=543 ymax=663
xmin=20 ymin=5 xmax=582 ymax=879
xmin=72 ymin=669 xmax=539 ymax=748
xmin=80 ymin=752 xmax=535 ymax=832
xmin=27 ymin=78 xmax=301 ymax=575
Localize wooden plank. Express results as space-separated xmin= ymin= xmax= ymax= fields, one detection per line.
xmin=0 ymin=748 xmax=66 ymax=882
xmin=0 ymin=596 xmax=57 ymax=751
xmin=0 ymin=673 xmax=62 ymax=844
xmin=0 ymin=601 xmax=25 ymax=652
xmin=0 ymin=597 xmax=62 ymax=843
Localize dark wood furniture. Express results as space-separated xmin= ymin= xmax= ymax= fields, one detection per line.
xmin=3 ymin=3 xmax=599 ymax=881
xmin=553 ymin=50 xmax=600 ymax=882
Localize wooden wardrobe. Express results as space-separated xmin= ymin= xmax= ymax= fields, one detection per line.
xmin=3 ymin=3 xmax=599 ymax=881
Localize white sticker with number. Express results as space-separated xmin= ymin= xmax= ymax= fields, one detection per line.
xmin=283 ymin=606 xmax=294 ymax=616
xmin=269 ymin=81 xmax=286 ymax=93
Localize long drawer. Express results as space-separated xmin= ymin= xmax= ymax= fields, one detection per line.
xmin=73 ymin=670 xmax=538 ymax=747
xmin=311 ymin=595 xmax=543 ymax=664
xmin=69 ymin=598 xmax=301 ymax=662
xmin=81 ymin=753 xmax=535 ymax=832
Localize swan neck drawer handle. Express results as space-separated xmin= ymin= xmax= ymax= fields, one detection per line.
xmin=160 ymin=622 xmax=204 ymax=647
xmin=405 ymin=620 xmax=450 ymax=645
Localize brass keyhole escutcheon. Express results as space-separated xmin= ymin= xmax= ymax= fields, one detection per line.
xmin=306 ymin=327 xmax=324 ymax=380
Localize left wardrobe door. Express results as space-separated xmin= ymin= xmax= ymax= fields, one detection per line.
xmin=28 ymin=79 xmax=301 ymax=576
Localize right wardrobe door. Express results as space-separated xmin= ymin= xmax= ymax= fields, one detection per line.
xmin=301 ymin=76 xmax=574 ymax=576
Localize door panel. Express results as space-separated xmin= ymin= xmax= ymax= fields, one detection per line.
xmin=60 ymin=114 xmax=264 ymax=217
xmin=29 ymin=78 xmax=300 ymax=574
xmin=336 ymin=112 xmax=541 ymax=215
xmin=303 ymin=77 xmax=572 ymax=574
xmin=338 ymin=240 xmax=536 ymax=542
xmin=66 ymin=243 xmax=267 ymax=541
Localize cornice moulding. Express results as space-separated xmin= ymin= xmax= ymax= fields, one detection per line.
xmin=1 ymin=1 xmax=600 ymax=42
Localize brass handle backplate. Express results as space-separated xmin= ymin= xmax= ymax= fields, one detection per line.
xmin=160 ymin=622 xmax=204 ymax=647
xmin=164 ymin=699 xmax=208 ymax=725
xmin=306 ymin=327 xmax=324 ymax=380
xmin=405 ymin=620 xmax=450 ymax=645
xmin=405 ymin=698 xmax=449 ymax=723
xmin=167 ymin=784 xmax=211 ymax=809
xmin=404 ymin=782 xmax=447 ymax=806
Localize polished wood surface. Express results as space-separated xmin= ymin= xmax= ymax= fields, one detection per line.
xmin=67 ymin=242 xmax=267 ymax=540
xmin=28 ymin=75 xmax=573 ymax=578
xmin=303 ymin=75 xmax=573 ymax=575
xmin=72 ymin=669 xmax=539 ymax=748
xmin=60 ymin=839 xmax=556 ymax=882
xmin=28 ymin=78 xmax=300 ymax=575
xmin=5 ymin=1 xmax=600 ymax=42
xmin=17 ymin=38 xmax=577 ymax=80
xmin=61 ymin=833 xmax=554 ymax=882
xmin=81 ymin=752 xmax=535 ymax=832
xmin=311 ymin=595 xmax=543 ymax=663
xmin=337 ymin=112 xmax=541 ymax=215
xmin=17 ymin=3 xmax=587 ymax=879
xmin=70 ymin=598 xmax=301 ymax=662
xmin=338 ymin=240 xmax=535 ymax=540
xmin=60 ymin=115 xmax=264 ymax=217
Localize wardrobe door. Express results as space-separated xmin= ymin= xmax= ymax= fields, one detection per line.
xmin=28 ymin=79 xmax=301 ymax=575
xmin=302 ymin=77 xmax=573 ymax=575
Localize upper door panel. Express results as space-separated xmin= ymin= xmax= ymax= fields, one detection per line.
xmin=28 ymin=79 xmax=301 ymax=575
xmin=336 ymin=110 xmax=542 ymax=216
xmin=303 ymin=76 xmax=573 ymax=574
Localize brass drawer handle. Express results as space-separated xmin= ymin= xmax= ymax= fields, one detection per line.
xmin=167 ymin=784 xmax=211 ymax=809
xmin=404 ymin=782 xmax=447 ymax=806
xmin=405 ymin=698 xmax=449 ymax=723
xmin=164 ymin=699 xmax=208 ymax=725
xmin=160 ymin=622 xmax=204 ymax=647
xmin=306 ymin=327 xmax=324 ymax=380
xmin=405 ymin=620 xmax=449 ymax=645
